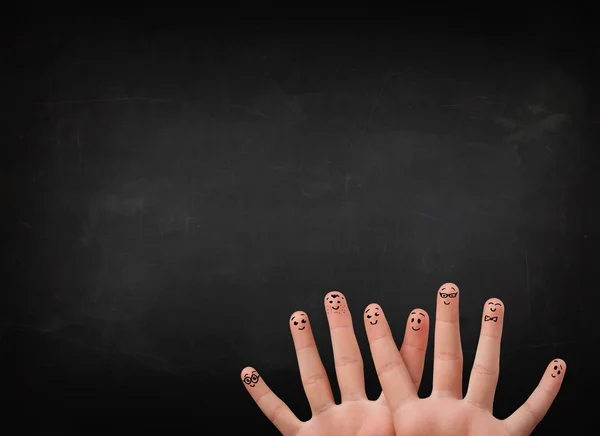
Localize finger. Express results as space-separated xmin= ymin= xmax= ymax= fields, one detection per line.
xmin=465 ymin=298 xmax=504 ymax=410
xmin=364 ymin=303 xmax=416 ymax=413
xmin=289 ymin=311 xmax=335 ymax=415
xmin=324 ymin=291 xmax=366 ymax=401
xmin=432 ymin=282 xmax=463 ymax=398
xmin=241 ymin=366 xmax=303 ymax=436
xmin=400 ymin=308 xmax=430 ymax=391
xmin=377 ymin=308 xmax=430 ymax=403
xmin=503 ymin=359 xmax=567 ymax=436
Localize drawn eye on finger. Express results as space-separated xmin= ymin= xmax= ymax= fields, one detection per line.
xmin=484 ymin=299 xmax=503 ymax=322
xmin=365 ymin=306 xmax=381 ymax=325
xmin=290 ymin=312 xmax=308 ymax=330
xmin=325 ymin=291 xmax=347 ymax=314
xmin=439 ymin=285 xmax=458 ymax=305
xmin=409 ymin=310 xmax=426 ymax=331
xmin=243 ymin=370 xmax=260 ymax=388
xmin=550 ymin=360 xmax=564 ymax=379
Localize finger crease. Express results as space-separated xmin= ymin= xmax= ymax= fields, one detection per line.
xmin=269 ymin=402 xmax=287 ymax=423
xmin=401 ymin=342 xmax=427 ymax=352
xmin=295 ymin=343 xmax=316 ymax=352
xmin=436 ymin=319 xmax=459 ymax=325
xmin=522 ymin=400 xmax=541 ymax=422
xmin=435 ymin=351 xmax=462 ymax=362
xmin=329 ymin=324 xmax=354 ymax=332
xmin=335 ymin=357 xmax=361 ymax=368
xmin=471 ymin=363 xmax=498 ymax=377
xmin=314 ymin=401 xmax=335 ymax=415
xmin=303 ymin=372 xmax=327 ymax=386
xmin=377 ymin=359 xmax=403 ymax=377
xmin=369 ymin=334 xmax=392 ymax=346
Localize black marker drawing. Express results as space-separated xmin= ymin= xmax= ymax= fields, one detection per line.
xmin=484 ymin=315 xmax=498 ymax=322
xmin=243 ymin=370 xmax=260 ymax=387
xmin=326 ymin=292 xmax=347 ymax=314
xmin=487 ymin=302 xmax=502 ymax=312
xmin=439 ymin=287 xmax=458 ymax=305
xmin=410 ymin=311 xmax=425 ymax=330
xmin=551 ymin=360 xmax=563 ymax=378
xmin=365 ymin=307 xmax=380 ymax=325
xmin=291 ymin=313 xmax=308 ymax=330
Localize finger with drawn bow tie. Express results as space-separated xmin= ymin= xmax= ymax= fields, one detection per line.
xmin=465 ymin=298 xmax=505 ymax=411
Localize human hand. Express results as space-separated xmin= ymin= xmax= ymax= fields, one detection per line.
xmin=365 ymin=283 xmax=566 ymax=436
xmin=241 ymin=291 xmax=431 ymax=435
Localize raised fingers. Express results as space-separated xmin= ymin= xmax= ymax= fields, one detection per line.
xmin=364 ymin=303 xmax=417 ymax=413
xmin=241 ymin=366 xmax=303 ymax=436
xmin=289 ymin=311 xmax=335 ymax=415
xmin=432 ymin=283 xmax=463 ymax=398
xmin=503 ymin=359 xmax=567 ymax=436
xmin=400 ymin=308 xmax=430 ymax=390
xmin=324 ymin=291 xmax=366 ymax=401
xmin=465 ymin=298 xmax=505 ymax=410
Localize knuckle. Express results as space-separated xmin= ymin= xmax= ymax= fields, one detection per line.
xmin=471 ymin=363 xmax=498 ymax=377
xmin=269 ymin=403 xmax=287 ymax=423
xmin=335 ymin=356 xmax=361 ymax=368
xmin=303 ymin=372 xmax=328 ymax=387
xmin=522 ymin=400 xmax=541 ymax=423
xmin=377 ymin=359 xmax=402 ymax=377
xmin=435 ymin=350 xmax=462 ymax=362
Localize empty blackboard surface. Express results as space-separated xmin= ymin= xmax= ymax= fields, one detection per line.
xmin=2 ymin=9 xmax=598 ymax=435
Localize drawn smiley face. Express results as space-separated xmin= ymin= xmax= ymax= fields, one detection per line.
xmin=365 ymin=306 xmax=381 ymax=325
xmin=484 ymin=299 xmax=503 ymax=322
xmin=243 ymin=370 xmax=260 ymax=387
xmin=410 ymin=311 xmax=425 ymax=330
xmin=439 ymin=285 xmax=458 ymax=305
xmin=551 ymin=360 xmax=563 ymax=378
xmin=291 ymin=312 xmax=308 ymax=330
xmin=325 ymin=292 xmax=347 ymax=314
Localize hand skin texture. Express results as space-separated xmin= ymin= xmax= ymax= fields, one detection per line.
xmin=241 ymin=283 xmax=565 ymax=435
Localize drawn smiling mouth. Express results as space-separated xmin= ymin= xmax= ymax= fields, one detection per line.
xmin=298 ymin=326 xmax=305 ymax=330
xmin=411 ymin=327 xmax=420 ymax=331
xmin=332 ymin=306 xmax=340 ymax=310
xmin=369 ymin=320 xmax=378 ymax=325
xmin=551 ymin=374 xmax=556 ymax=378
xmin=443 ymin=301 xmax=450 ymax=305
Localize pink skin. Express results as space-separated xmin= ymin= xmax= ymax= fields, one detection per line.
xmin=289 ymin=311 xmax=314 ymax=350
xmin=407 ymin=309 xmax=428 ymax=332
xmin=438 ymin=284 xmax=459 ymax=306
xmin=363 ymin=304 xmax=390 ymax=341
xmin=549 ymin=359 xmax=565 ymax=379
xmin=324 ymin=291 xmax=348 ymax=315
xmin=365 ymin=305 xmax=382 ymax=326
xmin=482 ymin=298 xmax=504 ymax=332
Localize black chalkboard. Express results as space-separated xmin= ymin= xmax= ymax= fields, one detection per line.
xmin=2 ymin=10 xmax=597 ymax=435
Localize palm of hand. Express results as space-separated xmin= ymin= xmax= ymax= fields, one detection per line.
xmin=298 ymin=400 xmax=395 ymax=436
xmin=392 ymin=397 xmax=508 ymax=436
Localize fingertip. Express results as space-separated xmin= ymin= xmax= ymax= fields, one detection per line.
xmin=364 ymin=303 xmax=382 ymax=317
xmin=324 ymin=290 xmax=348 ymax=315
xmin=409 ymin=308 xmax=429 ymax=319
xmin=550 ymin=358 xmax=567 ymax=371
xmin=241 ymin=366 xmax=256 ymax=379
xmin=289 ymin=310 xmax=308 ymax=325
xmin=290 ymin=310 xmax=306 ymax=319
xmin=439 ymin=282 xmax=459 ymax=292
